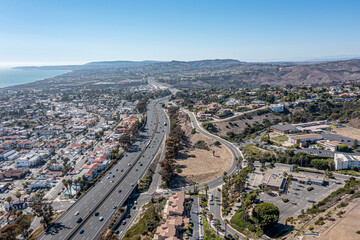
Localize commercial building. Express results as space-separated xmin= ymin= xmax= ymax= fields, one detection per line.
xmin=271 ymin=124 xmax=299 ymax=134
xmin=289 ymin=134 xmax=323 ymax=145
xmin=334 ymin=153 xmax=360 ymax=170
xmin=318 ymin=140 xmax=342 ymax=151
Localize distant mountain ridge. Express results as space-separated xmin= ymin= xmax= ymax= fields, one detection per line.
xmin=14 ymin=60 xmax=162 ymax=70
xmin=7 ymin=58 xmax=360 ymax=90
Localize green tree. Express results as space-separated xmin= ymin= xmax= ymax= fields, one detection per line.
xmin=353 ymin=140 xmax=358 ymax=150
xmin=31 ymin=199 xmax=54 ymax=228
xmin=252 ymin=202 xmax=279 ymax=230
xmin=15 ymin=191 xmax=22 ymax=203
xmin=338 ymin=144 xmax=349 ymax=152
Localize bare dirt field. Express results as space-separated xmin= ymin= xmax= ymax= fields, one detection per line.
xmin=286 ymin=196 xmax=360 ymax=240
xmin=333 ymin=126 xmax=360 ymax=140
xmin=175 ymin=111 xmax=232 ymax=184
xmin=317 ymin=198 xmax=360 ymax=240
xmin=213 ymin=110 xmax=282 ymax=136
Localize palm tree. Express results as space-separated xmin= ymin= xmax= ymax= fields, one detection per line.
xmin=73 ymin=178 xmax=79 ymax=191
xmin=204 ymin=184 xmax=209 ymax=199
xmin=215 ymin=225 xmax=221 ymax=236
xmin=5 ymin=196 xmax=12 ymax=211
xmin=224 ymin=219 xmax=229 ymax=237
xmin=15 ymin=191 xmax=22 ymax=207
xmin=62 ymin=179 xmax=68 ymax=191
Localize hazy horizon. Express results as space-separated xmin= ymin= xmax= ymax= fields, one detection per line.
xmin=1 ymin=54 xmax=360 ymax=68
xmin=1 ymin=0 xmax=360 ymax=66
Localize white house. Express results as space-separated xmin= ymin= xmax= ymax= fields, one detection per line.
xmin=269 ymin=103 xmax=284 ymax=113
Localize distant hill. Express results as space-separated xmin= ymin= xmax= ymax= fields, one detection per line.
xmin=14 ymin=60 xmax=162 ymax=71
xmin=7 ymin=58 xmax=360 ymax=90
xmin=148 ymin=58 xmax=360 ymax=88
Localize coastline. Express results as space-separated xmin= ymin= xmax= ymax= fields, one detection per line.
xmin=0 ymin=68 xmax=71 ymax=89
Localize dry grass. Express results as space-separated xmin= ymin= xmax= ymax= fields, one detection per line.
xmin=213 ymin=111 xmax=281 ymax=136
xmin=312 ymin=198 xmax=360 ymax=240
xmin=176 ymin=111 xmax=232 ymax=184
xmin=333 ymin=126 xmax=360 ymax=140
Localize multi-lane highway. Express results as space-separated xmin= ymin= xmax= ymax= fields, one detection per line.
xmin=40 ymin=97 xmax=169 ymax=240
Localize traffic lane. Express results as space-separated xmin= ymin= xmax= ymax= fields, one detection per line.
xmin=41 ymin=120 xmax=159 ymax=238
xmin=45 ymin=99 xmax=163 ymax=238
xmin=41 ymin=150 xmax=144 ymax=239
xmin=72 ymin=105 xmax=164 ymax=239
xmin=190 ymin=197 xmax=200 ymax=240
xmin=78 ymin=174 xmax=138 ymax=240
xmin=209 ymin=189 xmax=243 ymax=239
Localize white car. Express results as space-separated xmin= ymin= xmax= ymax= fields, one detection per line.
xmin=75 ymin=211 xmax=79 ymax=216
xmin=99 ymin=216 xmax=104 ymax=221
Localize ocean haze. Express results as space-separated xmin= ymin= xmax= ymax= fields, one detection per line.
xmin=0 ymin=68 xmax=70 ymax=88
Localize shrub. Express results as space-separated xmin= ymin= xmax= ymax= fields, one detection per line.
xmin=309 ymin=226 xmax=314 ymax=231
xmin=339 ymin=201 xmax=349 ymax=208
xmin=315 ymin=217 xmax=325 ymax=225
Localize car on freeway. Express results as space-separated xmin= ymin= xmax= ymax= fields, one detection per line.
xmin=115 ymin=230 xmax=120 ymax=234
xmin=76 ymin=217 xmax=82 ymax=223
xmin=122 ymin=221 xmax=126 ymax=225
xmin=80 ymin=229 xmax=84 ymax=234
xmin=115 ymin=168 xmax=118 ymax=171
xmin=131 ymin=183 xmax=135 ymax=187
xmin=121 ymin=169 xmax=124 ymax=172
xmin=113 ymin=175 xmax=115 ymax=177
xmin=113 ymin=205 xmax=117 ymax=209
xmin=107 ymin=176 xmax=110 ymax=179
xmin=75 ymin=211 xmax=79 ymax=216
xmin=95 ymin=212 xmax=99 ymax=216
xmin=128 ymin=163 xmax=131 ymax=166
xmin=99 ymin=216 xmax=104 ymax=221
xmin=118 ymin=189 xmax=122 ymax=193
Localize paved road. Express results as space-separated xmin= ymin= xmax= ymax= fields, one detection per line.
xmin=209 ymin=188 xmax=244 ymax=239
xmin=40 ymin=97 xmax=169 ymax=240
xmin=190 ymin=197 xmax=201 ymax=240
xmin=182 ymin=109 xmax=244 ymax=189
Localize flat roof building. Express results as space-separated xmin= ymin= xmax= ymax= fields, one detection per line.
xmin=334 ymin=153 xmax=360 ymax=170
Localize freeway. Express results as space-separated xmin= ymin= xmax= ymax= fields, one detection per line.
xmin=40 ymin=97 xmax=169 ymax=240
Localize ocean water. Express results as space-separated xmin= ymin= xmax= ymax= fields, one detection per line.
xmin=0 ymin=68 xmax=70 ymax=88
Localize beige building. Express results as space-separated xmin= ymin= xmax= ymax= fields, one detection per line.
xmin=154 ymin=192 xmax=191 ymax=240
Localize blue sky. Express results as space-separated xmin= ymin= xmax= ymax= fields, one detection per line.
xmin=0 ymin=0 xmax=359 ymax=66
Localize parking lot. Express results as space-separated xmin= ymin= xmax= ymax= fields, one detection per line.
xmin=259 ymin=180 xmax=343 ymax=223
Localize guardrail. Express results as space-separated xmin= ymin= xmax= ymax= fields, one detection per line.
xmin=65 ymin=100 xmax=162 ymax=240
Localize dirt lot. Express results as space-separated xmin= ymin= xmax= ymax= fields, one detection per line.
xmin=317 ymin=198 xmax=360 ymax=240
xmin=333 ymin=126 xmax=360 ymax=140
xmin=213 ymin=110 xmax=282 ymax=136
xmin=176 ymin=111 xmax=232 ymax=184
